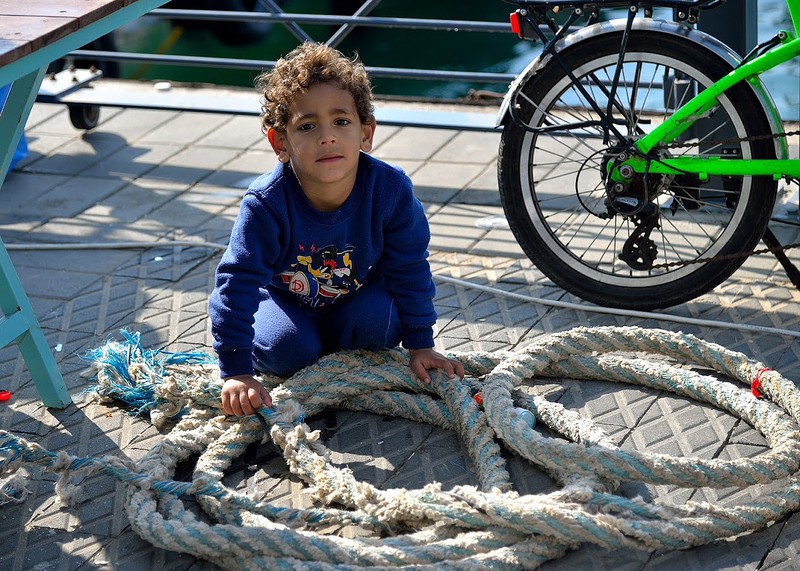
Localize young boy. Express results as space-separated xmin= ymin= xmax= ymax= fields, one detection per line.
xmin=210 ymin=42 xmax=464 ymax=417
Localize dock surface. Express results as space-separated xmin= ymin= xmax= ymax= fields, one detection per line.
xmin=1 ymin=95 xmax=799 ymax=570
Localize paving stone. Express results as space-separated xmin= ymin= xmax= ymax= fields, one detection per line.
xmin=199 ymin=149 xmax=276 ymax=189
xmin=81 ymin=142 xmax=183 ymax=179
xmin=195 ymin=114 xmax=264 ymax=149
xmin=761 ymin=513 xmax=800 ymax=570
xmin=137 ymin=111 xmax=231 ymax=146
xmin=454 ymin=165 xmax=503 ymax=205
xmin=153 ymin=145 xmax=241 ymax=183
xmin=411 ymin=183 xmax=461 ymax=204
xmin=25 ymin=105 xmax=84 ymax=137
xmin=10 ymin=264 xmax=102 ymax=300
xmin=430 ymin=130 xmax=500 ymax=164
xmin=95 ymin=107 xmax=181 ymax=142
xmin=24 ymin=102 xmax=67 ymax=129
xmin=370 ymin=121 xmax=402 ymax=146
xmin=27 ymin=134 xmax=128 ymax=176
xmin=0 ymin=171 xmax=68 ymax=209
xmin=371 ymin=126 xmax=456 ymax=161
xmin=411 ymin=160 xmax=485 ymax=192
xmin=427 ymin=208 xmax=487 ymax=251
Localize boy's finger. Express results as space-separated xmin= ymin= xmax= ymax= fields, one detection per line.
xmin=231 ymin=397 xmax=243 ymax=417
xmin=411 ymin=361 xmax=431 ymax=383
xmin=261 ymin=389 xmax=273 ymax=409
xmin=248 ymin=388 xmax=262 ymax=411
xmin=238 ymin=393 xmax=254 ymax=416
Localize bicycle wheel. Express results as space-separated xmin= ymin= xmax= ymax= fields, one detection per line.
xmin=498 ymin=29 xmax=777 ymax=310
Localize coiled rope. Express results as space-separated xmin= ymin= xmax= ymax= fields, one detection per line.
xmin=1 ymin=325 xmax=799 ymax=569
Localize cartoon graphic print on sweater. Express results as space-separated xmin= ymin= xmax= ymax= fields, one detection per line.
xmin=279 ymin=244 xmax=361 ymax=306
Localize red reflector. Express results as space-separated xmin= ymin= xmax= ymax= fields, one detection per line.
xmin=510 ymin=12 xmax=522 ymax=38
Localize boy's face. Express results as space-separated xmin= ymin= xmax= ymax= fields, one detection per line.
xmin=267 ymin=82 xmax=375 ymax=202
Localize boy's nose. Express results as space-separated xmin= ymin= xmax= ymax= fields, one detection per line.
xmin=318 ymin=126 xmax=336 ymax=143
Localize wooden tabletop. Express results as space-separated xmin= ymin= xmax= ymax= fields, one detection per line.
xmin=0 ymin=0 xmax=132 ymax=67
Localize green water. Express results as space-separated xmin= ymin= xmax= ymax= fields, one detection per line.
xmin=113 ymin=0 xmax=798 ymax=119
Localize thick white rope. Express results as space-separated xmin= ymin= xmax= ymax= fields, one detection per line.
xmin=1 ymin=325 xmax=799 ymax=569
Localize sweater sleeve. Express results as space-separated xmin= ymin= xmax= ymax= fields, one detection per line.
xmin=379 ymin=173 xmax=437 ymax=350
xmin=209 ymin=192 xmax=282 ymax=378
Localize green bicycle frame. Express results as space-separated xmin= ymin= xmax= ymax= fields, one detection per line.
xmin=626 ymin=0 xmax=800 ymax=181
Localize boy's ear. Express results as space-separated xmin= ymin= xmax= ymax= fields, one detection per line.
xmin=267 ymin=128 xmax=290 ymax=163
xmin=360 ymin=120 xmax=376 ymax=153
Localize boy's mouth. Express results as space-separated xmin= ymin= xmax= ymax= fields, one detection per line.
xmin=317 ymin=154 xmax=343 ymax=163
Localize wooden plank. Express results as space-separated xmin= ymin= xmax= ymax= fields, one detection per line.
xmin=0 ymin=0 xmax=126 ymax=25
xmin=0 ymin=16 xmax=78 ymax=66
xmin=0 ymin=16 xmax=78 ymax=43
xmin=0 ymin=38 xmax=30 ymax=67
xmin=0 ymin=0 xmax=129 ymax=67
xmin=0 ymin=1 xmax=168 ymax=80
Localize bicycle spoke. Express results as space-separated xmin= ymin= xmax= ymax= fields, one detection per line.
xmin=633 ymin=63 xmax=663 ymax=132
xmin=659 ymin=206 xmax=725 ymax=245
xmin=519 ymin=91 xmax=606 ymax=159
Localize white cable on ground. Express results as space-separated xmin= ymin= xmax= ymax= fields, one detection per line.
xmin=5 ymin=240 xmax=227 ymax=251
xmin=432 ymin=274 xmax=800 ymax=339
xmin=5 ymin=240 xmax=799 ymax=339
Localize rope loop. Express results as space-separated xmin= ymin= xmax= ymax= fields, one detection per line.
xmin=2 ymin=325 xmax=799 ymax=569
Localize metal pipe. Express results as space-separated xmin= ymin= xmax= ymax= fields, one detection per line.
xmin=146 ymin=9 xmax=511 ymax=33
xmin=326 ymin=0 xmax=384 ymax=49
xmin=70 ymin=50 xmax=517 ymax=83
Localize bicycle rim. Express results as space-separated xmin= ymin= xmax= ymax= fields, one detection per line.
xmin=499 ymin=31 xmax=777 ymax=309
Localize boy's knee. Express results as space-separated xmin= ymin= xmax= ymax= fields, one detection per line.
xmin=336 ymin=300 xmax=401 ymax=350
xmin=252 ymin=332 xmax=323 ymax=377
xmin=341 ymin=325 xmax=400 ymax=350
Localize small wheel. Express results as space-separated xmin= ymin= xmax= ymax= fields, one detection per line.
xmin=498 ymin=29 xmax=777 ymax=310
xmin=68 ymin=104 xmax=100 ymax=130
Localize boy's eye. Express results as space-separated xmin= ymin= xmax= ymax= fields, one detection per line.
xmin=298 ymin=123 xmax=315 ymax=132
xmin=335 ymin=118 xmax=351 ymax=126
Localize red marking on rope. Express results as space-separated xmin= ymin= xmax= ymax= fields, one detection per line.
xmin=0 ymin=391 xmax=11 ymax=402
xmin=752 ymin=368 xmax=771 ymax=399
xmin=473 ymin=392 xmax=483 ymax=407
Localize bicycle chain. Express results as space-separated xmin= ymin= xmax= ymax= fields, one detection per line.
xmin=650 ymin=240 xmax=800 ymax=270
xmin=660 ymin=128 xmax=800 ymax=150
xmin=644 ymin=129 xmax=800 ymax=270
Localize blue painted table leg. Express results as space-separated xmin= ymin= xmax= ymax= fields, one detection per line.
xmin=0 ymin=237 xmax=71 ymax=408
xmin=0 ymin=68 xmax=44 ymax=186
xmin=0 ymin=68 xmax=71 ymax=408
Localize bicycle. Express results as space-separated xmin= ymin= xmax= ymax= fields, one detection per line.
xmin=497 ymin=0 xmax=800 ymax=310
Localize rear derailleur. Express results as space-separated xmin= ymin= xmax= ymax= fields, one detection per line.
xmin=600 ymin=151 xmax=661 ymax=271
xmin=600 ymin=191 xmax=660 ymax=271
xmin=618 ymin=207 xmax=659 ymax=270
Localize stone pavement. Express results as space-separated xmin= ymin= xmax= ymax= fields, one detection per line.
xmin=0 ymin=95 xmax=799 ymax=570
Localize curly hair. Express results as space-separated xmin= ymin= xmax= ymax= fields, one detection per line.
xmin=256 ymin=42 xmax=374 ymax=134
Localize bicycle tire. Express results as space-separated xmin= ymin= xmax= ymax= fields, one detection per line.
xmin=498 ymin=29 xmax=777 ymax=310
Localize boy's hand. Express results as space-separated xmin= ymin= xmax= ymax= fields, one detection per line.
xmin=221 ymin=375 xmax=273 ymax=416
xmin=409 ymin=348 xmax=465 ymax=384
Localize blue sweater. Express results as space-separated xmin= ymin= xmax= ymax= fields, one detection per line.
xmin=209 ymin=153 xmax=436 ymax=378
